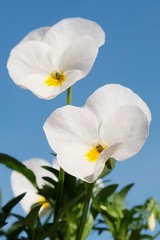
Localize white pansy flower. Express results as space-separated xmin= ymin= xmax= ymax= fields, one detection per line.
xmin=7 ymin=18 xmax=105 ymax=99
xmin=11 ymin=158 xmax=58 ymax=216
xmin=43 ymin=84 xmax=151 ymax=183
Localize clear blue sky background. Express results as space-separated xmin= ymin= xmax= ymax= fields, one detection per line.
xmin=0 ymin=1 xmax=160 ymax=239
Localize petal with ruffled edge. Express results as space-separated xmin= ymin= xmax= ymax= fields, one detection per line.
xmin=11 ymin=158 xmax=53 ymax=215
xmin=21 ymin=27 xmax=50 ymax=43
xmin=44 ymin=17 xmax=105 ymax=57
xmin=85 ymin=84 xmax=151 ymax=123
xmin=59 ymin=36 xmax=98 ymax=78
xmin=99 ymin=105 xmax=149 ymax=160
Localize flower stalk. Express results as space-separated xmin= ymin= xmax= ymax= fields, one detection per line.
xmin=54 ymin=87 xmax=72 ymax=221
xmin=54 ymin=167 xmax=65 ymax=221
xmin=66 ymin=86 xmax=72 ymax=105
xmin=76 ymin=182 xmax=94 ymax=240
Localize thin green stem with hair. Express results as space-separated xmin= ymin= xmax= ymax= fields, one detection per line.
xmin=54 ymin=87 xmax=72 ymax=222
xmin=76 ymin=182 xmax=94 ymax=240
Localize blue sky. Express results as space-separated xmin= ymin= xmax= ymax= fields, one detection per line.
xmin=0 ymin=1 xmax=160 ymax=239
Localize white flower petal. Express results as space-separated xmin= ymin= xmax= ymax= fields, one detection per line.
xmin=23 ymin=158 xmax=53 ymax=187
xmin=14 ymin=70 xmax=82 ymax=100
xmin=59 ymin=36 xmax=98 ymax=78
xmin=58 ymin=69 xmax=83 ymax=90
xmin=11 ymin=170 xmax=37 ymax=213
xmin=57 ymin=142 xmax=122 ymax=183
xmin=52 ymin=159 xmax=60 ymax=171
xmin=99 ymin=105 xmax=149 ymax=160
xmin=44 ymin=17 xmax=105 ymax=57
xmin=43 ymin=105 xmax=99 ymax=153
xmin=57 ymin=143 xmax=98 ymax=183
xmin=20 ymin=73 xmax=60 ymax=99
xmin=21 ymin=27 xmax=50 ymax=42
xmin=11 ymin=158 xmax=53 ymax=213
xmin=85 ymin=84 xmax=151 ymax=123
xmin=7 ymin=41 xmax=57 ymax=84
xmin=31 ymin=70 xmax=82 ymax=100
xmin=92 ymin=143 xmax=122 ymax=182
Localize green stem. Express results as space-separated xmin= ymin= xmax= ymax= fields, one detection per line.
xmin=66 ymin=86 xmax=72 ymax=105
xmin=76 ymin=183 xmax=94 ymax=240
xmin=54 ymin=87 xmax=72 ymax=222
xmin=54 ymin=168 xmax=65 ymax=221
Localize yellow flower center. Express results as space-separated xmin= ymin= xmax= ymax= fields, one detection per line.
xmin=45 ymin=71 xmax=66 ymax=87
xmin=38 ymin=196 xmax=50 ymax=209
xmin=85 ymin=144 xmax=107 ymax=162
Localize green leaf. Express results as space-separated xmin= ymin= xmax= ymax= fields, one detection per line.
xmin=37 ymin=184 xmax=56 ymax=203
xmin=42 ymin=165 xmax=59 ymax=178
xmin=5 ymin=220 xmax=25 ymax=238
xmin=139 ymin=234 xmax=153 ymax=239
xmin=130 ymin=230 xmax=154 ymax=240
xmin=81 ymin=213 xmax=94 ymax=240
xmin=0 ymin=154 xmax=37 ymax=187
xmin=42 ymin=176 xmax=58 ymax=187
xmin=58 ymin=189 xmax=86 ymax=218
xmin=35 ymin=221 xmax=67 ymax=240
xmin=0 ymin=217 xmax=7 ymax=227
xmin=134 ymin=207 xmax=150 ymax=218
xmin=106 ymin=158 xmax=116 ymax=170
xmin=109 ymin=184 xmax=134 ymax=218
xmin=0 ymin=193 xmax=25 ymax=227
xmin=117 ymin=209 xmax=135 ymax=239
xmin=99 ymin=158 xmax=116 ymax=178
xmin=95 ymin=184 xmax=118 ymax=203
xmin=25 ymin=204 xmax=42 ymax=231
xmin=119 ymin=183 xmax=134 ymax=199
xmin=2 ymin=193 xmax=26 ymax=215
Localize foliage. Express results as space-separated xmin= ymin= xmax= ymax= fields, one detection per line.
xmin=0 ymin=154 xmax=160 ymax=240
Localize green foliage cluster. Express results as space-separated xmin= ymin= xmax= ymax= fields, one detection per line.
xmin=0 ymin=154 xmax=160 ymax=240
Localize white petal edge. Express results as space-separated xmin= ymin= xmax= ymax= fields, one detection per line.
xmin=90 ymin=142 xmax=123 ymax=182
xmin=23 ymin=69 xmax=83 ymax=100
xmin=23 ymin=158 xmax=54 ymax=187
xmin=57 ymin=142 xmax=122 ymax=183
xmin=99 ymin=105 xmax=149 ymax=160
xmin=57 ymin=143 xmax=99 ymax=183
xmin=85 ymin=84 xmax=151 ymax=123
xmin=44 ymin=17 xmax=105 ymax=57
xmin=7 ymin=41 xmax=57 ymax=85
xmin=11 ymin=158 xmax=53 ymax=213
xmin=21 ymin=27 xmax=51 ymax=43
xmin=59 ymin=36 xmax=98 ymax=78
xmin=43 ymin=105 xmax=99 ymax=153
